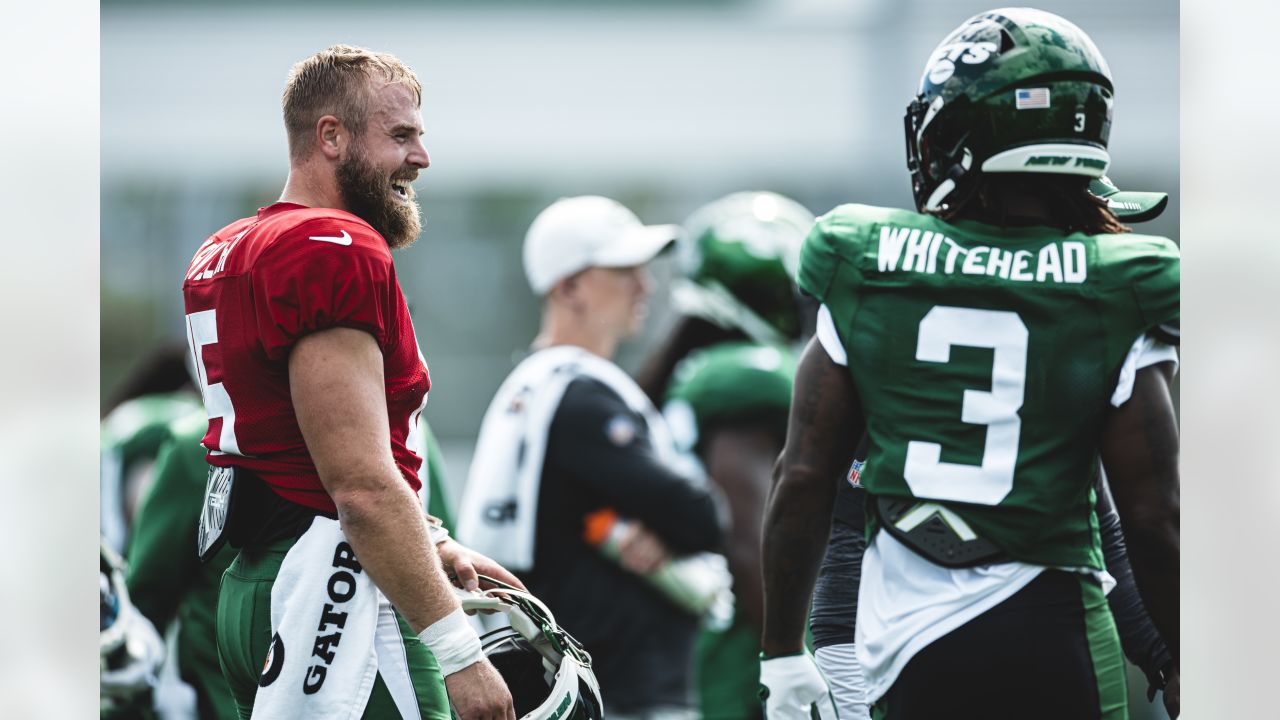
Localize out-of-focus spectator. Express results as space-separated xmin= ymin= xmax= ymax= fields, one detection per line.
xmin=458 ymin=196 xmax=726 ymax=719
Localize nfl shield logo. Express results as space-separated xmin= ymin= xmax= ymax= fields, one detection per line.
xmin=847 ymin=459 xmax=865 ymax=487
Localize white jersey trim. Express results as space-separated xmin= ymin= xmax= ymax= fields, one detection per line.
xmin=819 ymin=308 xmax=1176 ymax=406
xmin=816 ymin=304 xmax=848 ymax=366
xmin=1110 ymin=334 xmax=1179 ymax=407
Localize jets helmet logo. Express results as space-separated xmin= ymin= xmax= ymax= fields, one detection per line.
xmin=925 ymin=40 xmax=998 ymax=85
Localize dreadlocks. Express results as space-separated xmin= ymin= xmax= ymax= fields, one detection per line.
xmin=933 ymin=173 xmax=1131 ymax=236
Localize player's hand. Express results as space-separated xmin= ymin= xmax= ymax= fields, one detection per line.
xmin=437 ymin=538 xmax=527 ymax=593
xmin=759 ymin=652 xmax=837 ymax=720
xmin=1162 ymin=668 xmax=1180 ymax=718
xmin=617 ymin=521 xmax=672 ymax=574
xmin=444 ymin=658 xmax=516 ymax=720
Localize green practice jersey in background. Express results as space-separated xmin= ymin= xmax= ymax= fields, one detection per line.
xmin=421 ymin=422 xmax=456 ymax=532
xmin=127 ymin=410 xmax=238 ymax=720
xmin=666 ymin=342 xmax=798 ymax=454
xmin=798 ymin=204 xmax=1179 ymax=570
xmin=666 ymin=342 xmax=798 ymax=720
xmin=101 ymin=392 xmax=202 ymax=554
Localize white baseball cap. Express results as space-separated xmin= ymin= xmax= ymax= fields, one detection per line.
xmin=523 ymin=196 xmax=678 ymax=295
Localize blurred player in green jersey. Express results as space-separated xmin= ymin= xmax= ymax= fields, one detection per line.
xmin=126 ymin=410 xmax=238 ymax=720
xmin=761 ymin=8 xmax=1178 ymax=720
xmin=636 ymin=190 xmax=816 ymax=720
xmin=101 ymin=346 xmax=201 ymax=555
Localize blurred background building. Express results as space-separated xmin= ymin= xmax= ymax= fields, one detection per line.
xmin=102 ymin=0 xmax=1176 ymax=713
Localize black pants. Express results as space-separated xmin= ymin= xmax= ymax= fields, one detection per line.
xmin=874 ymin=570 xmax=1127 ymax=720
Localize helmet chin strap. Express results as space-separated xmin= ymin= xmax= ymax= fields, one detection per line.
xmin=924 ymin=178 xmax=957 ymax=212
xmin=671 ymin=278 xmax=788 ymax=347
xmin=923 ymin=148 xmax=974 ymax=213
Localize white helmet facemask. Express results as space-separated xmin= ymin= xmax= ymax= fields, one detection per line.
xmin=455 ymin=578 xmax=604 ymax=720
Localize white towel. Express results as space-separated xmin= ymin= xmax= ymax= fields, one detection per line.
xmin=457 ymin=345 xmax=685 ymax=571
xmin=252 ymin=517 xmax=381 ymax=720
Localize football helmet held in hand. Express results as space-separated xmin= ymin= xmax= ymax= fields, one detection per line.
xmin=457 ymin=577 xmax=604 ymax=719
xmin=100 ymin=541 xmax=165 ymax=708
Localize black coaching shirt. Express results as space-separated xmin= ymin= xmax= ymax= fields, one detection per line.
xmin=516 ymin=376 xmax=725 ymax=712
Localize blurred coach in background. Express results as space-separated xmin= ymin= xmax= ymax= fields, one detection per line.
xmin=459 ymin=196 xmax=727 ymax=719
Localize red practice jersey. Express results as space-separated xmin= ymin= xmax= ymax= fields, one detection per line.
xmin=181 ymin=202 xmax=430 ymax=513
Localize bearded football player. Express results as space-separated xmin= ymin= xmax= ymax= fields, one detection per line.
xmin=760 ymin=9 xmax=1178 ymax=719
xmin=181 ymin=45 xmax=521 ymax=719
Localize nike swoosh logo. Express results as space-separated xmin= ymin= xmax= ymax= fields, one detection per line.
xmin=309 ymin=230 xmax=352 ymax=246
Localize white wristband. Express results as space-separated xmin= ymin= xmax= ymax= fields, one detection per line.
xmin=416 ymin=607 xmax=483 ymax=676
xmin=427 ymin=523 xmax=450 ymax=545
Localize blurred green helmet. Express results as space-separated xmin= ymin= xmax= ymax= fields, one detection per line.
xmin=674 ymin=191 xmax=815 ymax=344
xmin=905 ymin=8 xmax=1115 ymax=212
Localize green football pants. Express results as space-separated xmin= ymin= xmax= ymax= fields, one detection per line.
xmin=216 ymin=538 xmax=451 ymax=719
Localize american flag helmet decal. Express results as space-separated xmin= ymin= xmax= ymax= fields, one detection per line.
xmin=1015 ymin=87 xmax=1051 ymax=109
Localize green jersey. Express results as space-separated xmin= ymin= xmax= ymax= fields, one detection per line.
xmin=421 ymin=422 xmax=456 ymax=531
xmin=798 ymin=204 xmax=1178 ymax=569
xmin=126 ymin=410 xmax=238 ymax=720
xmin=666 ymin=342 xmax=798 ymax=720
xmin=101 ymin=392 xmax=203 ymax=553
xmin=665 ymin=342 xmax=799 ymax=452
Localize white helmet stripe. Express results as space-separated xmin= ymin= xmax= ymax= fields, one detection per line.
xmin=981 ymin=143 xmax=1111 ymax=177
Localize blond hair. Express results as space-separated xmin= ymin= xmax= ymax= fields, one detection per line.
xmin=282 ymin=44 xmax=423 ymax=160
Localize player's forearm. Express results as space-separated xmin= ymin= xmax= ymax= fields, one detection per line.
xmin=1101 ymin=366 xmax=1181 ymax=661
xmin=330 ymin=477 xmax=460 ymax=635
xmin=728 ymin=537 xmax=766 ymax=629
xmin=289 ymin=327 xmax=461 ymax=633
xmin=760 ymin=459 xmax=835 ymax=656
xmin=707 ymin=429 xmax=775 ymax=627
xmin=1096 ymin=477 xmax=1172 ymax=673
xmin=1117 ymin=504 xmax=1180 ymax=661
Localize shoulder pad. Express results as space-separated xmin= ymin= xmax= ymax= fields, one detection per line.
xmin=798 ymin=204 xmax=926 ymax=303
xmin=666 ymin=343 xmax=797 ymax=441
xmin=1096 ymin=233 xmax=1180 ymax=330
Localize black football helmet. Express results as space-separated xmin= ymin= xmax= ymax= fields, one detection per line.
xmin=905 ymin=8 xmax=1116 ymax=212
xmin=459 ymin=577 xmax=604 ymax=719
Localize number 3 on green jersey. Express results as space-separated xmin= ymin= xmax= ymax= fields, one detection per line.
xmin=798 ymin=203 xmax=1179 ymax=569
xmin=906 ymin=306 xmax=1026 ymax=506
